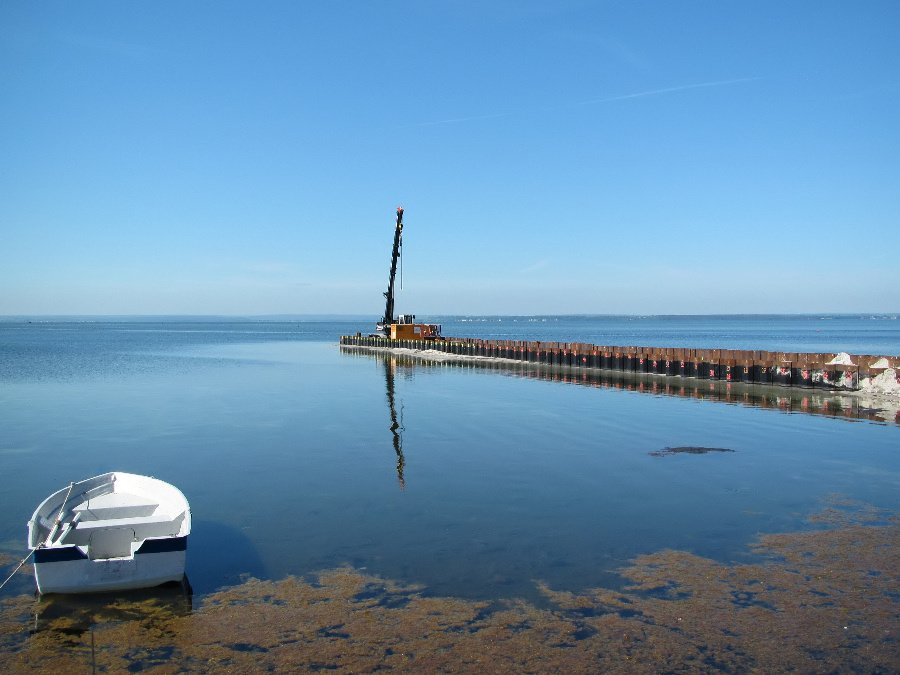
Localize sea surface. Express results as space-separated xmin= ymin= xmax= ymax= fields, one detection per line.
xmin=1 ymin=315 xmax=898 ymax=604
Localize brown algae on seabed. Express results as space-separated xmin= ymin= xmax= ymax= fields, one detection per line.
xmin=0 ymin=500 xmax=897 ymax=672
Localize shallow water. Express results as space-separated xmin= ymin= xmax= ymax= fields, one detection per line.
xmin=3 ymin=508 xmax=896 ymax=672
xmin=1 ymin=319 xmax=897 ymax=605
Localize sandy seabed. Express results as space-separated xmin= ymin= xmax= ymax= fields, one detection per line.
xmin=1 ymin=498 xmax=896 ymax=673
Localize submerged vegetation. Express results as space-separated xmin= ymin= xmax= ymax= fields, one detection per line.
xmin=1 ymin=499 xmax=896 ymax=672
xmin=649 ymin=446 xmax=735 ymax=457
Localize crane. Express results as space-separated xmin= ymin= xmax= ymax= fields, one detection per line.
xmin=374 ymin=207 xmax=441 ymax=340
xmin=376 ymin=207 xmax=405 ymax=335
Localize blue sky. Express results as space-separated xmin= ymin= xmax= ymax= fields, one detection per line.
xmin=1 ymin=1 xmax=898 ymax=316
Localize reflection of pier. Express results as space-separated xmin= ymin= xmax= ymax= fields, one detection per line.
xmin=341 ymin=345 xmax=898 ymax=426
xmin=383 ymin=356 xmax=406 ymax=489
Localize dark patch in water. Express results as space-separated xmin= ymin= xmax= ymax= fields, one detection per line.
xmin=730 ymin=591 xmax=776 ymax=610
xmin=650 ymin=446 xmax=735 ymax=457
xmin=376 ymin=594 xmax=411 ymax=609
xmin=318 ymin=624 xmax=350 ymax=639
xmin=572 ymin=623 xmax=597 ymax=641
xmin=353 ymin=583 xmax=412 ymax=608
xmin=459 ymin=601 xmax=505 ymax=634
xmin=125 ymin=646 xmax=176 ymax=672
xmin=352 ymin=583 xmax=387 ymax=602
xmin=550 ymin=641 xmax=575 ymax=649
xmin=228 ymin=642 xmax=269 ymax=653
xmin=639 ymin=581 xmax=693 ymax=601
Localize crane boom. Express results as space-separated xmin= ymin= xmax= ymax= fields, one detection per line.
xmin=379 ymin=207 xmax=404 ymax=333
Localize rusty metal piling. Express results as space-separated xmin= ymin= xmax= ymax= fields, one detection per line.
xmin=339 ymin=335 xmax=897 ymax=393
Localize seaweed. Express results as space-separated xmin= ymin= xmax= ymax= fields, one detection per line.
xmin=0 ymin=503 xmax=896 ymax=672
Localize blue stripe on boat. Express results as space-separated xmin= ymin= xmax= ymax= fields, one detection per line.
xmin=136 ymin=536 xmax=188 ymax=554
xmin=34 ymin=546 xmax=88 ymax=563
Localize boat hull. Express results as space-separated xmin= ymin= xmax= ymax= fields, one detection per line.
xmin=33 ymin=545 xmax=187 ymax=594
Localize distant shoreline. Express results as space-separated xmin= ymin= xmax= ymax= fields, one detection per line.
xmin=2 ymin=313 xmax=898 ymax=323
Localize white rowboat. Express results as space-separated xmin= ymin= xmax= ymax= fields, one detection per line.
xmin=27 ymin=472 xmax=190 ymax=594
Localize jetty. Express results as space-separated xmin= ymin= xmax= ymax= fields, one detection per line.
xmin=340 ymin=335 xmax=897 ymax=393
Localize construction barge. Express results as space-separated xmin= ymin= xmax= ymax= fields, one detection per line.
xmin=339 ymin=334 xmax=897 ymax=393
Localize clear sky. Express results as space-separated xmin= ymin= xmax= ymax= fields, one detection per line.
xmin=2 ymin=1 xmax=898 ymax=317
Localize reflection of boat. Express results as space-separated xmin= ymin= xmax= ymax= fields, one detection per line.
xmin=28 ymin=472 xmax=191 ymax=594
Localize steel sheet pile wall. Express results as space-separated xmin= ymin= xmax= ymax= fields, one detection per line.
xmin=340 ymin=336 xmax=899 ymax=392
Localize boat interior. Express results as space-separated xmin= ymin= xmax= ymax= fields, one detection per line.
xmin=39 ymin=483 xmax=187 ymax=559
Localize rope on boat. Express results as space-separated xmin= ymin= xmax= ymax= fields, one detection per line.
xmin=0 ymin=550 xmax=35 ymax=591
xmin=0 ymin=481 xmax=76 ymax=592
xmin=45 ymin=481 xmax=75 ymax=547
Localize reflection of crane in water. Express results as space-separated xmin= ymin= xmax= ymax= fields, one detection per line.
xmin=383 ymin=356 xmax=406 ymax=489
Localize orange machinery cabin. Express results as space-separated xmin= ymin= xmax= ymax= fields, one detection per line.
xmin=390 ymin=315 xmax=442 ymax=340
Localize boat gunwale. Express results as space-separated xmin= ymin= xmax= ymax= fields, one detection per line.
xmin=28 ymin=472 xmax=191 ymax=552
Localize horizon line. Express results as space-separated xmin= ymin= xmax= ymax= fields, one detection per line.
xmin=2 ymin=312 xmax=897 ymax=321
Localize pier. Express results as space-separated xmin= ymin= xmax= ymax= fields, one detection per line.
xmin=340 ymin=335 xmax=898 ymax=393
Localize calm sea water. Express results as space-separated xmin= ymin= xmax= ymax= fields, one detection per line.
xmin=1 ymin=316 xmax=897 ymax=604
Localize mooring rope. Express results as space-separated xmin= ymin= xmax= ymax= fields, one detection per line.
xmin=0 ymin=481 xmax=76 ymax=592
xmin=0 ymin=550 xmax=34 ymax=591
